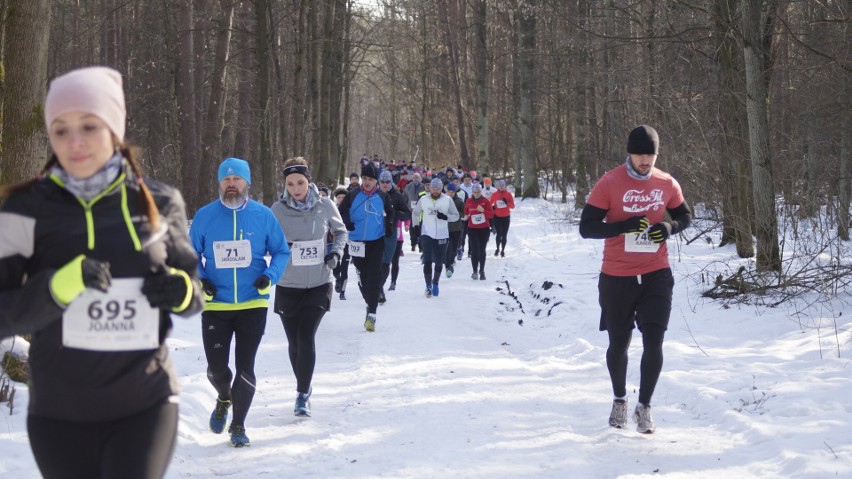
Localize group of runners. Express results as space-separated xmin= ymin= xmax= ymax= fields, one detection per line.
xmin=0 ymin=64 xmax=689 ymax=478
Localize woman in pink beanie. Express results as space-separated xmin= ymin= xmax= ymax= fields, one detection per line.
xmin=0 ymin=66 xmax=204 ymax=478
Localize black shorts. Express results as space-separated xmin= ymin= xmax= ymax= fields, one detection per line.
xmin=597 ymin=268 xmax=673 ymax=332
xmin=274 ymin=283 xmax=333 ymax=314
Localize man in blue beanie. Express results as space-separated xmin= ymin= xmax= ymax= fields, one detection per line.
xmin=189 ymin=157 xmax=292 ymax=447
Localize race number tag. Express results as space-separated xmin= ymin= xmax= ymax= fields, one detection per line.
xmin=63 ymin=278 xmax=159 ymax=351
xmin=292 ymin=239 xmax=324 ymax=266
xmin=624 ymin=231 xmax=659 ymax=253
xmin=496 ymin=200 xmax=507 ymax=208
xmin=213 ymin=240 xmax=251 ymax=268
xmin=348 ymin=241 xmax=366 ymax=258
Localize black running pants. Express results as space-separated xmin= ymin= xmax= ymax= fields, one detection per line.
xmin=28 ymin=398 xmax=178 ymax=479
xmin=202 ymin=308 xmax=267 ymax=427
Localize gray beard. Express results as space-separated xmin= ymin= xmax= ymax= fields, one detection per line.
xmin=220 ymin=190 xmax=249 ymax=209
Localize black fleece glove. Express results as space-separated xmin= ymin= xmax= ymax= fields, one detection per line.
xmin=436 ymin=212 xmax=448 ymax=220
xmin=324 ymin=252 xmax=339 ymax=269
xmin=142 ymin=269 xmax=190 ymax=310
xmin=344 ymin=220 xmax=355 ymax=231
xmin=81 ymin=258 xmax=112 ymax=292
xmin=648 ymin=222 xmax=672 ymax=243
xmin=621 ymin=216 xmax=650 ymax=234
xmin=254 ymin=275 xmax=272 ymax=294
xmin=200 ymin=278 xmax=217 ymax=301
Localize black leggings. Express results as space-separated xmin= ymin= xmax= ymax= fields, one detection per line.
xmin=468 ymin=227 xmax=490 ymax=273
xmin=445 ymin=229 xmax=463 ymax=267
xmin=606 ymin=323 xmax=665 ymax=405
xmin=281 ymin=307 xmax=324 ymax=394
xmin=492 ymin=216 xmax=510 ymax=252
xmin=381 ymin=240 xmax=404 ymax=286
xmin=28 ymin=399 xmax=178 ymax=479
xmin=352 ymin=238 xmax=385 ymax=314
xmin=202 ymin=308 xmax=267 ymax=427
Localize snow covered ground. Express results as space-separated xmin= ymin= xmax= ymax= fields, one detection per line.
xmin=1 ymin=196 xmax=850 ymax=478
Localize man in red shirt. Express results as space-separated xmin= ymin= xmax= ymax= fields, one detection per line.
xmin=579 ymin=125 xmax=691 ymax=434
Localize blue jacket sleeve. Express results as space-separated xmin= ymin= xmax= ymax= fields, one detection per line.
xmin=263 ymin=210 xmax=291 ymax=284
xmin=188 ymin=210 xmax=208 ymax=280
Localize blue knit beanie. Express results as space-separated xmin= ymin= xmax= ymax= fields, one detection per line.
xmin=218 ymin=158 xmax=251 ymax=184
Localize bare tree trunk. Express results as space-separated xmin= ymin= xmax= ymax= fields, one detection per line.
xmin=256 ymin=0 xmax=273 ymax=204
xmin=177 ymin=0 xmax=197 ymax=207
xmin=316 ymin=0 xmax=334 ymax=182
xmin=472 ymin=0 xmax=489 ymax=173
xmin=839 ymin=62 xmax=850 ymax=240
xmin=1 ymin=0 xmax=52 ymax=184
xmin=714 ymin=0 xmax=754 ymax=257
xmin=573 ymin=0 xmax=589 ymax=208
xmin=200 ymin=0 xmax=235 ymax=202
xmin=741 ymin=0 xmax=780 ymax=271
xmin=517 ymin=0 xmax=538 ymax=198
xmin=437 ymin=0 xmax=471 ymax=167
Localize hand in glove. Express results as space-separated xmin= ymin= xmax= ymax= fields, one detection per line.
xmin=50 ymin=255 xmax=112 ymax=305
xmin=142 ymin=268 xmax=192 ymax=311
xmin=621 ymin=216 xmax=650 ymax=234
xmin=324 ymin=252 xmax=339 ymax=270
xmin=344 ymin=220 xmax=355 ymax=231
xmin=647 ymin=222 xmax=672 ymax=243
xmin=200 ymin=278 xmax=217 ymax=301
xmin=436 ymin=211 xmax=448 ymax=220
xmin=254 ymin=275 xmax=272 ymax=295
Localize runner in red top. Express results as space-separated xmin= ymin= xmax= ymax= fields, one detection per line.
xmin=579 ymin=125 xmax=691 ymax=435
xmin=489 ymin=180 xmax=515 ymax=257
xmin=465 ymin=183 xmax=495 ymax=280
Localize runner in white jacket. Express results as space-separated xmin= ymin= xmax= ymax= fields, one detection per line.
xmin=411 ymin=178 xmax=460 ymax=298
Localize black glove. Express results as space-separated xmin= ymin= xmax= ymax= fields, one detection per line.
xmin=648 ymin=222 xmax=672 ymax=243
xmin=344 ymin=220 xmax=355 ymax=231
xmin=436 ymin=212 xmax=448 ymax=220
xmin=324 ymin=252 xmax=339 ymax=269
xmin=142 ymin=269 xmax=190 ymax=310
xmin=81 ymin=258 xmax=112 ymax=292
xmin=621 ymin=216 xmax=650 ymax=234
xmin=254 ymin=275 xmax=272 ymax=294
xmin=200 ymin=278 xmax=217 ymax=300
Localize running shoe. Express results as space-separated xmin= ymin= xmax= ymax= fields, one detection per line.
xmin=431 ymin=283 xmax=439 ymax=297
xmin=364 ymin=313 xmax=376 ymax=332
xmin=608 ymin=399 xmax=628 ymax=429
xmin=634 ymin=403 xmax=656 ymax=434
xmin=209 ymin=398 xmax=231 ymax=434
xmin=294 ymin=390 xmax=312 ymax=417
xmin=228 ymin=424 xmax=250 ymax=447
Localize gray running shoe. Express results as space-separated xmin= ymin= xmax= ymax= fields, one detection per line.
xmin=633 ymin=402 xmax=656 ymax=434
xmin=608 ymin=399 xmax=628 ymax=429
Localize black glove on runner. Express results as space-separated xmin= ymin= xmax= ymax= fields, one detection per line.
xmin=324 ymin=252 xmax=339 ymax=269
xmin=648 ymin=222 xmax=672 ymax=243
xmin=81 ymin=258 xmax=112 ymax=292
xmin=621 ymin=216 xmax=649 ymax=234
xmin=142 ymin=270 xmax=189 ymax=309
xmin=436 ymin=212 xmax=448 ymax=220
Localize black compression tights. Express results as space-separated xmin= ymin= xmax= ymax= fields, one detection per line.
xmin=606 ymin=323 xmax=665 ymax=405
xmin=280 ymin=307 xmax=325 ymax=394
xmin=28 ymin=400 xmax=178 ymax=479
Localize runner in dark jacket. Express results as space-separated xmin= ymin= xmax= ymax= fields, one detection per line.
xmin=0 ymin=66 xmax=203 ymax=479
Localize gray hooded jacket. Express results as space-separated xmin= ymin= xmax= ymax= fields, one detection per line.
xmin=272 ymin=184 xmax=348 ymax=289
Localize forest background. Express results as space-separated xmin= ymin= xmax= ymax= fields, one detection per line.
xmin=0 ymin=0 xmax=848 ymax=273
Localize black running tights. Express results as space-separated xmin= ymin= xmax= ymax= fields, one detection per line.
xmin=468 ymin=227 xmax=490 ymax=274
xmin=606 ymin=323 xmax=665 ymax=405
xmin=202 ymin=308 xmax=267 ymax=427
xmin=492 ymin=216 xmax=510 ymax=252
xmin=280 ymin=306 xmax=325 ymax=394
xmin=28 ymin=399 xmax=178 ymax=479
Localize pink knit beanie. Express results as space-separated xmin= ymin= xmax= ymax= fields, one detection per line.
xmin=44 ymin=66 xmax=126 ymax=142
